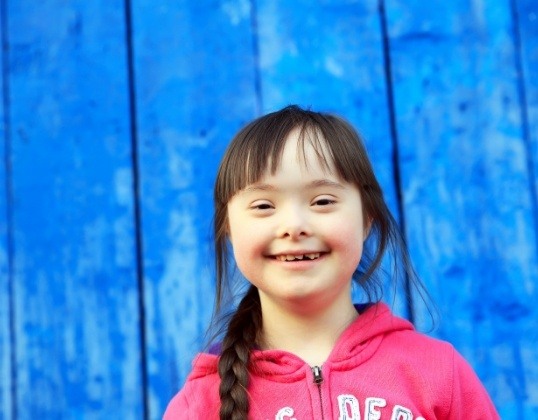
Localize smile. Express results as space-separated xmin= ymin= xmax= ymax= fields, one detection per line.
xmin=273 ymin=253 xmax=321 ymax=262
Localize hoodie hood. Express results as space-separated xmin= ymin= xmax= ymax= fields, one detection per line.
xmin=166 ymin=302 xmax=499 ymax=420
xmin=187 ymin=302 xmax=413 ymax=382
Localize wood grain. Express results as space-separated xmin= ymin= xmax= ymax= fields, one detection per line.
xmin=515 ymin=0 xmax=538 ymax=208
xmin=0 ymin=2 xmax=12 ymax=417
xmin=5 ymin=0 xmax=144 ymax=417
xmin=384 ymin=0 xmax=538 ymax=416
xmin=129 ymin=0 xmax=259 ymax=416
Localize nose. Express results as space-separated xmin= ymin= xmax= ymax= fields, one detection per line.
xmin=276 ymin=206 xmax=312 ymax=240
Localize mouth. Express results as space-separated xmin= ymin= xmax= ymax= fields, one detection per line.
xmin=271 ymin=252 xmax=322 ymax=262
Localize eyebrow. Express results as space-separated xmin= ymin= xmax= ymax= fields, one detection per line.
xmin=242 ymin=179 xmax=346 ymax=194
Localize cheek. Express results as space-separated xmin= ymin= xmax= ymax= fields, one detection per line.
xmin=229 ymin=225 xmax=266 ymax=278
xmin=330 ymin=219 xmax=366 ymax=260
xmin=231 ymin=242 xmax=264 ymax=285
xmin=230 ymin=232 xmax=250 ymax=263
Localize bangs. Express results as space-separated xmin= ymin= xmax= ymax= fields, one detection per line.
xmin=215 ymin=107 xmax=371 ymax=207
xmin=235 ymin=124 xmax=336 ymax=194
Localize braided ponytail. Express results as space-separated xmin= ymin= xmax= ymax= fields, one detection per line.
xmin=218 ymin=286 xmax=262 ymax=420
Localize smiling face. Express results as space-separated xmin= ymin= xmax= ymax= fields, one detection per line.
xmin=227 ymin=128 xmax=368 ymax=314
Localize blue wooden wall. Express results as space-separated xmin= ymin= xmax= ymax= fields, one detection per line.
xmin=0 ymin=0 xmax=536 ymax=418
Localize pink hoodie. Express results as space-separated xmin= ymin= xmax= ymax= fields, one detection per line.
xmin=164 ymin=303 xmax=499 ymax=419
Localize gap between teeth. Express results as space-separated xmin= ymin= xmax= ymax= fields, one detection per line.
xmin=275 ymin=253 xmax=320 ymax=261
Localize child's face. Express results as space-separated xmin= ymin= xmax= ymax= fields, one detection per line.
xmin=226 ymin=129 xmax=368 ymax=314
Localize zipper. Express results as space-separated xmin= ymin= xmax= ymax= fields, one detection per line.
xmin=311 ymin=365 xmax=325 ymax=420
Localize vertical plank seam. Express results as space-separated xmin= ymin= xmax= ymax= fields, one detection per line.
xmin=378 ymin=0 xmax=415 ymax=323
xmin=0 ymin=0 xmax=16 ymax=417
xmin=123 ymin=0 xmax=149 ymax=418
xmin=510 ymin=0 xmax=538 ymax=256
xmin=249 ymin=0 xmax=263 ymax=115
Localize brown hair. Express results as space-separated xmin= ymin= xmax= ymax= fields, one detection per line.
xmin=213 ymin=105 xmax=421 ymax=419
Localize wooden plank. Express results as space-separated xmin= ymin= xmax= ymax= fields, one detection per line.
xmin=514 ymin=0 xmax=538 ymax=414
xmin=6 ymin=1 xmax=144 ymax=417
xmin=385 ymin=0 xmax=538 ymax=416
xmin=516 ymin=0 xmax=538 ymax=215
xmin=0 ymin=1 xmax=12 ymax=417
xmin=130 ymin=0 xmax=259 ymax=417
xmin=256 ymin=0 xmax=409 ymax=316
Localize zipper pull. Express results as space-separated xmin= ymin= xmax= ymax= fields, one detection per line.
xmin=312 ymin=365 xmax=323 ymax=384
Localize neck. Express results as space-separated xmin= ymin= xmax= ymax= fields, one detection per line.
xmin=258 ymin=294 xmax=358 ymax=366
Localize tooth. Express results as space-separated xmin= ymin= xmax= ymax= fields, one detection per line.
xmin=277 ymin=254 xmax=321 ymax=261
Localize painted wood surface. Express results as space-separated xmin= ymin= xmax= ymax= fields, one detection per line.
xmin=130 ymin=0 xmax=259 ymax=416
xmin=0 ymin=0 xmax=536 ymax=418
xmin=0 ymin=2 xmax=12 ymax=418
xmin=384 ymin=0 xmax=538 ymax=417
xmin=513 ymin=0 xmax=538 ymax=413
xmin=516 ymin=0 xmax=538 ymax=201
xmin=3 ymin=0 xmax=144 ymax=417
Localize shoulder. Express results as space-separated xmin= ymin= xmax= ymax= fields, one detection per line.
xmin=379 ymin=327 xmax=457 ymax=376
xmin=380 ymin=329 xmax=499 ymax=418
xmin=447 ymin=348 xmax=500 ymax=418
xmin=393 ymin=327 xmax=455 ymax=355
xmin=163 ymin=354 xmax=221 ymax=419
xmin=358 ymin=304 xmax=456 ymax=370
xmin=382 ymin=326 xmax=474 ymax=380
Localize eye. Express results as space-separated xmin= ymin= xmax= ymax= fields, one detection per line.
xmin=312 ymin=197 xmax=336 ymax=206
xmin=250 ymin=201 xmax=274 ymax=211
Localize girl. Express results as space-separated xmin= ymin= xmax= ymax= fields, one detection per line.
xmin=164 ymin=106 xmax=499 ymax=419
